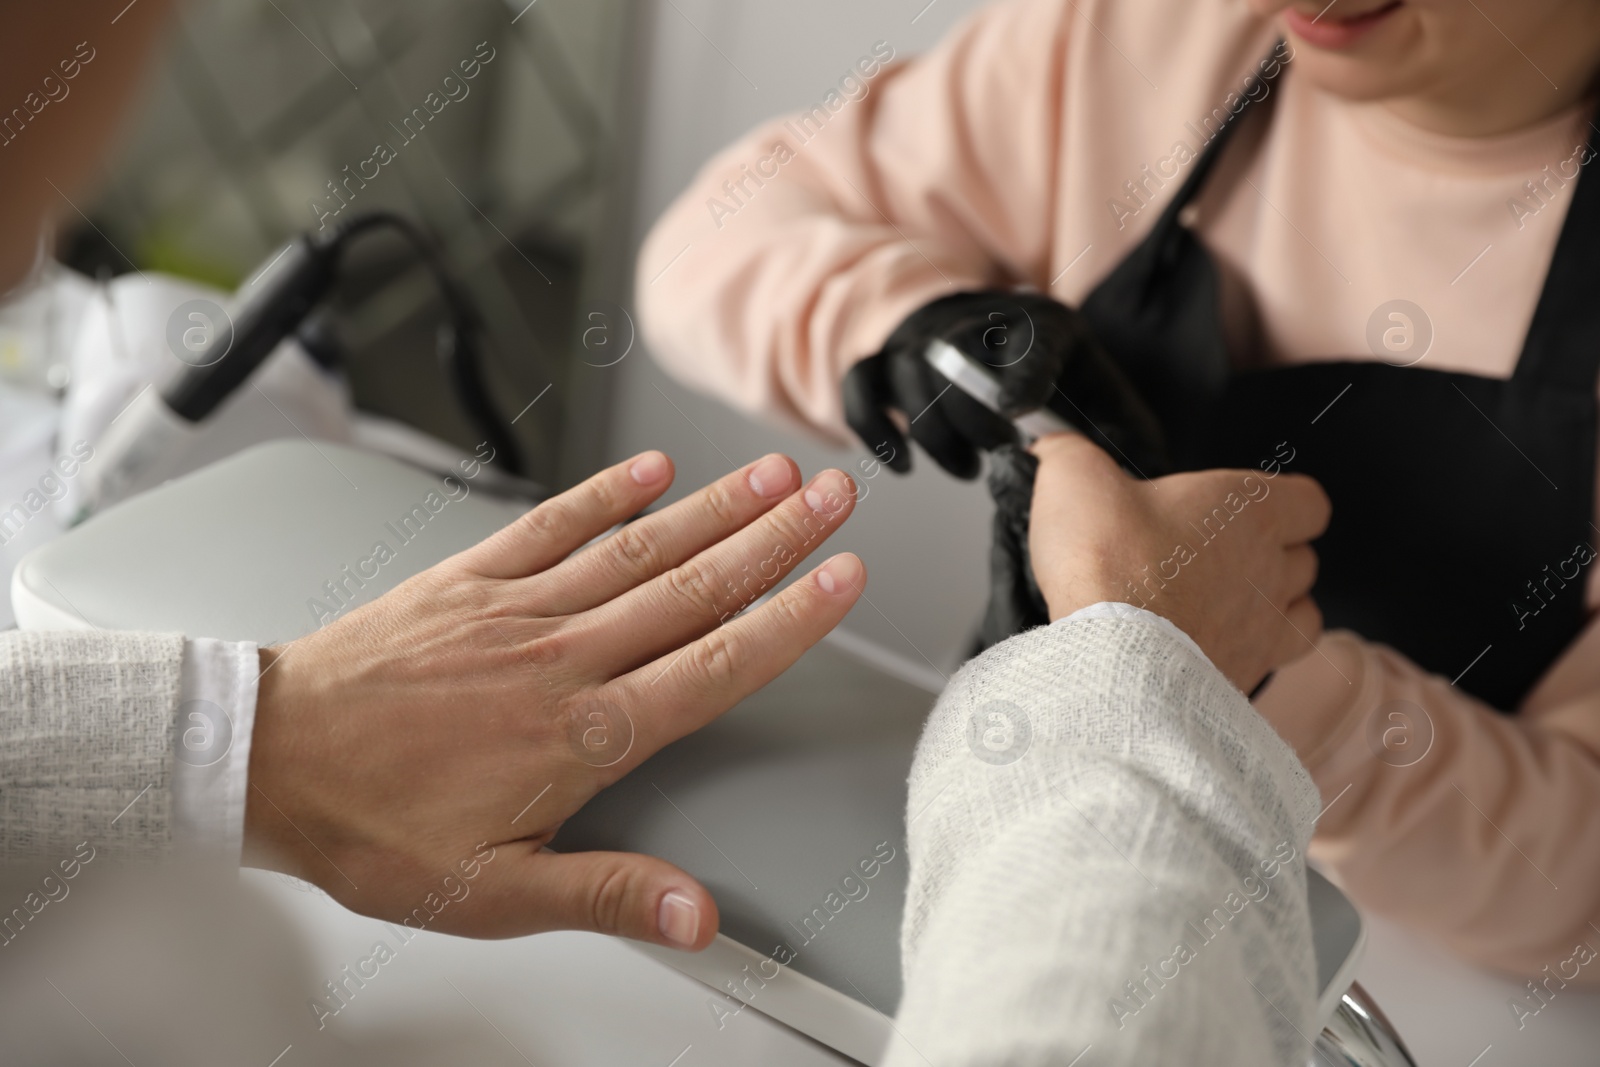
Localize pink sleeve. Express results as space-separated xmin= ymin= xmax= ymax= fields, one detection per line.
xmin=1255 ymin=629 xmax=1600 ymax=981
xmin=634 ymin=0 xmax=1077 ymax=439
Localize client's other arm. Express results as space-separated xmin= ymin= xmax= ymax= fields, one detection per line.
xmin=889 ymin=435 xmax=1331 ymax=1067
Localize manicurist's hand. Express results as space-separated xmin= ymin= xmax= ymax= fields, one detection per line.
xmin=1027 ymin=434 xmax=1330 ymax=692
xmin=243 ymin=451 xmax=864 ymax=950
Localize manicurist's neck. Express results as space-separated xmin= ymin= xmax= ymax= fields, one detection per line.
xmin=1381 ymin=32 xmax=1600 ymax=138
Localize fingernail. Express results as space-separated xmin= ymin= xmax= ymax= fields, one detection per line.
xmin=747 ymin=454 xmax=793 ymax=498
xmin=630 ymin=452 xmax=669 ymax=485
xmin=658 ymin=890 xmax=700 ymax=948
xmin=815 ymin=553 xmax=864 ymax=595
xmin=803 ymin=470 xmax=854 ymax=514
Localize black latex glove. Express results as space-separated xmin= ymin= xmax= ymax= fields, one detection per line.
xmin=842 ymin=291 xmax=1169 ymax=480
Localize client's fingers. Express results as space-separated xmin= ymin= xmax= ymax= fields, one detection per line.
xmin=457 ymin=452 xmax=676 ymax=580
xmin=579 ymin=470 xmax=859 ymax=675
xmin=1271 ymin=596 xmax=1324 ymax=669
xmin=1270 ymin=473 xmax=1332 ymax=544
xmin=466 ymin=848 xmax=719 ymax=949
xmin=534 ymin=454 xmax=799 ymax=616
xmin=604 ymin=553 xmax=865 ymax=773
xmin=1280 ymin=544 xmax=1319 ymax=603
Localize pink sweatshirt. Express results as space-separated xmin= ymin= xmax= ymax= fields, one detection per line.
xmin=636 ymin=0 xmax=1600 ymax=979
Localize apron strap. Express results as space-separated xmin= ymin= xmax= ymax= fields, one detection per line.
xmin=1513 ymin=106 xmax=1600 ymax=392
xmin=1128 ymin=42 xmax=1292 ymax=289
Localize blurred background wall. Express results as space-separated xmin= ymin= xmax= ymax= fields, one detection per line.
xmin=72 ymin=0 xmax=639 ymax=490
xmin=76 ymin=0 xmax=996 ymax=678
xmin=613 ymin=0 xmax=994 ymax=680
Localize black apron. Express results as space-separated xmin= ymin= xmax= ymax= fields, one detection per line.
xmin=1079 ymin=51 xmax=1600 ymax=713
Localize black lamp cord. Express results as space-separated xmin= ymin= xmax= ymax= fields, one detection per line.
xmin=320 ymin=211 xmax=526 ymax=477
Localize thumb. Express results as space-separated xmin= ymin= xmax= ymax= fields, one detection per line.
xmin=1029 ymin=432 xmax=1124 ymax=486
xmin=1028 ymin=432 xmax=1130 ymax=534
xmin=477 ymin=849 xmax=721 ymax=950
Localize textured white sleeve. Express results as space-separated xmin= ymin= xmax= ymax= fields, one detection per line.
xmin=888 ymin=615 xmax=1322 ymax=1067
xmin=1060 ymin=600 xmax=1214 ymax=668
xmin=172 ymin=638 xmax=258 ymax=860
xmin=1 ymin=631 xmax=182 ymax=859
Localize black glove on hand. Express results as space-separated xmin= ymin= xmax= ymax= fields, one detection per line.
xmin=841 ymin=291 xmax=1168 ymax=479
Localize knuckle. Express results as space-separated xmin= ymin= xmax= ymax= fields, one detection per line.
xmin=521 ymin=629 xmax=570 ymax=671
xmin=686 ymin=629 xmax=740 ymax=689
xmin=589 ymin=864 xmax=636 ymax=936
xmin=770 ymin=586 xmax=812 ymax=629
xmin=589 ymin=470 xmax=629 ymax=517
xmin=427 ymin=573 xmax=501 ymax=631
xmin=552 ymin=691 xmax=594 ymax=747
xmin=665 ymin=563 xmax=724 ymax=618
xmin=559 ymin=689 xmax=638 ymax=777
xmin=768 ymin=525 xmax=821 ymax=572
xmin=516 ymin=500 xmax=567 ymax=545
xmin=703 ymin=480 xmax=744 ymax=527
xmin=1253 ymin=499 xmax=1285 ymax=538
xmin=609 ymin=523 xmax=663 ymax=575
xmin=456 ymin=577 xmax=503 ymax=622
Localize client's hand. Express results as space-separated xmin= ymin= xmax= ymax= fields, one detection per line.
xmin=1028 ymin=434 xmax=1329 ymax=692
xmin=244 ymin=452 xmax=864 ymax=951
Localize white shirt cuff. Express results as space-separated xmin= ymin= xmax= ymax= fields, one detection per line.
xmin=173 ymin=637 xmax=259 ymax=859
xmin=1060 ymin=601 xmax=1217 ymax=673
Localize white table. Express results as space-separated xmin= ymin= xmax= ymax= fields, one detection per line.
xmin=22 ymin=442 xmax=1598 ymax=1064
xmin=245 ymin=867 xmax=1600 ymax=1066
xmin=1354 ymin=910 xmax=1600 ymax=1067
xmin=247 ymin=870 xmax=855 ymax=1066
